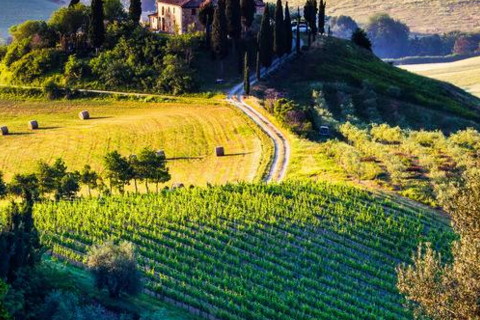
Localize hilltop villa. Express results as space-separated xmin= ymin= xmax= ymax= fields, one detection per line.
xmin=148 ymin=0 xmax=265 ymax=34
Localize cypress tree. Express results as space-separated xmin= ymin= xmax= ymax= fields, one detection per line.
xmin=296 ymin=7 xmax=301 ymax=54
xmin=284 ymin=3 xmax=292 ymax=54
xmin=211 ymin=0 xmax=229 ymax=75
xmin=256 ymin=50 xmax=261 ymax=80
xmin=129 ymin=0 xmax=142 ymax=25
xmin=226 ymin=0 xmax=242 ymax=40
xmin=90 ymin=0 xmax=105 ymax=49
xmin=243 ymin=52 xmax=250 ymax=94
xmin=318 ymin=0 xmax=326 ymax=35
xmin=257 ymin=5 xmax=273 ymax=68
xmin=199 ymin=2 xmax=215 ymax=47
xmin=311 ymin=0 xmax=318 ymax=39
xmin=273 ymin=0 xmax=285 ymax=56
xmin=240 ymin=0 xmax=256 ymax=30
xmin=69 ymin=0 xmax=80 ymax=7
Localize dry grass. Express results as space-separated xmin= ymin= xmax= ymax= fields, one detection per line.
xmin=401 ymin=56 xmax=480 ymax=98
xmin=279 ymin=0 xmax=480 ymax=34
xmin=0 ymin=97 xmax=272 ymax=186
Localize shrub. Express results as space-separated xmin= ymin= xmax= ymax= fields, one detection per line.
xmin=10 ymin=48 xmax=65 ymax=83
xmin=64 ymin=55 xmax=90 ymax=84
xmin=86 ymin=242 xmax=141 ymax=298
xmin=156 ymin=54 xmax=197 ymax=95
xmin=3 ymin=38 xmax=31 ymax=67
xmin=42 ymin=78 xmax=62 ymax=100
xmin=370 ymin=124 xmax=404 ymax=144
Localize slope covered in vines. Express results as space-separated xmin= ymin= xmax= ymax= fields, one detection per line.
xmin=35 ymin=181 xmax=454 ymax=320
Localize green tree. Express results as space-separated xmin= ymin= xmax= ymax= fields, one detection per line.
xmin=397 ymin=172 xmax=480 ymax=320
xmin=80 ymin=165 xmax=99 ymax=197
xmin=104 ymin=151 xmax=134 ymax=194
xmin=366 ymin=13 xmax=409 ymax=58
xmin=318 ymin=0 xmax=326 ymax=35
xmin=199 ymin=2 xmax=215 ymax=46
xmin=129 ymin=0 xmax=142 ymax=25
xmin=240 ymin=0 xmax=255 ymax=30
xmin=104 ymin=0 xmax=127 ymax=22
xmin=303 ymin=0 xmax=317 ymax=45
xmin=351 ymin=28 xmax=372 ymax=52
xmin=295 ymin=7 xmax=300 ymax=54
xmin=36 ymin=159 xmax=68 ymax=197
xmin=48 ymin=4 xmax=89 ymax=51
xmin=8 ymin=174 xmax=40 ymax=201
xmin=157 ymin=54 xmax=196 ymax=95
xmin=243 ymin=52 xmax=250 ymax=94
xmin=226 ymin=0 xmax=242 ymax=40
xmin=0 ymin=172 xmax=7 ymax=199
xmin=55 ymin=172 xmax=80 ymax=201
xmin=0 ymin=199 xmax=41 ymax=283
xmin=132 ymin=147 xmax=171 ymax=193
xmin=90 ymin=0 xmax=106 ymax=49
xmin=257 ymin=5 xmax=273 ymax=68
xmin=69 ymin=0 xmax=80 ymax=7
xmin=211 ymin=0 xmax=229 ymax=76
xmin=255 ymin=50 xmax=261 ymax=80
xmin=273 ymin=0 xmax=285 ymax=56
xmin=86 ymin=242 xmax=141 ymax=298
xmin=0 ymin=280 xmax=9 ymax=320
xmin=284 ymin=3 xmax=292 ymax=54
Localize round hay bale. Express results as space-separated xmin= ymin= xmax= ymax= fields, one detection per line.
xmin=156 ymin=150 xmax=166 ymax=158
xmin=172 ymin=183 xmax=185 ymax=190
xmin=0 ymin=126 xmax=8 ymax=136
xmin=79 ymin=110 xmax=90 ymax=120
xmin=29 ymin=120 xmax=39 ymax=130
xmin=215 ymin=146 xmax=225 ymax=157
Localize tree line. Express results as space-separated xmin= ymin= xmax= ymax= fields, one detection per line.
xmin=0 ymin=147 xmax=171 ymax=202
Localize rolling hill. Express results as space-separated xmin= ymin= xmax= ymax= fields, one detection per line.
xmin=0 ymin=94 xmax=272 ymax=187
xmin=401 ymin=56 xmax=480 ymax=98
xmin=274 ymin=0 xmax=480 ymax=34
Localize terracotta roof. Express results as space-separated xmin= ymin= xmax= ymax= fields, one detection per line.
xmin=158 ymin=0 xmax=204 ymax=8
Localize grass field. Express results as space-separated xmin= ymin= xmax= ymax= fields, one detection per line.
xmin=401 ymin=56 xmax=480 ymax=98
xmin=35 ymin=181 xmax=454 ymax=320
xmin=0 ymin=96 xmax=272 ymax=186
xmin=314 ymin=0 xmax=480 ymax=34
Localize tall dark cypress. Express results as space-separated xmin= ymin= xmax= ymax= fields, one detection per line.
xmin=226 ymin=0 xmax=242 ymax=40
xmin=69 ymin=0 xmax=80 ymax=7
xmin=211 ymin=0 xmax=229 ymax=74
xmin=273 ymin=0 xmax=285 ymax=56
xmin=243 ymin=52 xmax=250 ymax=94
xmin=90 ymin=0 xmax=105 ymax=49
xmin=284 ymin=3 xmax=292 ymax=53
xmin=303 ymin=0 xmax=313 ymax=47
xmin=240 ymin=0 xmax=256 ymax=30
xmin=255 ymin=50 xmax=261 ymax=80
xmin=296 ymin=7 xmax=301 ymax=54
xmin=318 ymin=0 xmax=326 ymax=35
xmin=257 ymin=5 xmax=273 ymax=68
xmin=129 ymin=0 xmax=142 ymax=25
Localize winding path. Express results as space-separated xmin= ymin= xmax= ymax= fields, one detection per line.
xmin=226 ymin=51 xmax=297 ymax=182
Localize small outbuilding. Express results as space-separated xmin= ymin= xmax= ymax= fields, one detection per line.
xmin=29 ymin=120 xmax=39 ymax=130
xmin=0 ymin=126 xmax=8 ymax=136
xmin=79 ymin=110 xmax=90 ymax=120
xmin=215 ymin=146 xmax=225 ymax=157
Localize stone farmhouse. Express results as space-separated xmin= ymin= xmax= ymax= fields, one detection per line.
xmin=148 ymin=0 xmax=265 ymax=35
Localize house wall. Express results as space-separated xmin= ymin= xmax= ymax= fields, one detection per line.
xmin=156 ymin=2 xmax=183 ymax=34
xmin=180 ymin=7 xmax=203 ymax=34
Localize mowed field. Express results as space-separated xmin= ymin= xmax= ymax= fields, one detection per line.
xmin=285 ymin=0 xmax=480 ymax=34
xmin=0 ymin=97 xmax=271 ymax=186
xmin=401 ymin=56 xmax=480 ymax=98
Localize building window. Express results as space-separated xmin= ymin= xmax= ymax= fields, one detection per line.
xmin=173 ymin=7 xmax=175 ymax=13
xmin=168 ymin=7 xmax=170 ymax=13
xmin=191 ymin=9 xmax=196 ymax=15
xmin=162 ymin=6 xmax=164 ymax=15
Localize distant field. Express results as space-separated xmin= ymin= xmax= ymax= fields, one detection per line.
xmin=276 ymin=0 xmax=480 ymax=34
xmin=401 ymin=56 xmax=480 ymax=98
xmin=0 ymin=97 xmax=271 ymax=186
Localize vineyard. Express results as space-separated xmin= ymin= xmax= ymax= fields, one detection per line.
xmin=33 ymin=181 xmax=454 ymax=320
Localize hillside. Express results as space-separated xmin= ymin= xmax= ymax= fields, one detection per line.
xmin=313 ymin=0 xmax=480 ymax=34
xmin=401 ymin=56 xmax=480 ymax=98
xmin=0 ymin=94 xmax=272 ymax=186
xmin=256 ymin=37 xmax=480 ymax=132
xmin=34 ymin=181 xmax=454 ymax=320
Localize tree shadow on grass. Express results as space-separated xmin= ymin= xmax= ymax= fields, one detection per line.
xmin=167 ymin=156 xmax=205 ymax=161
xmin=222 ymin=152 xmax=253 ymax=157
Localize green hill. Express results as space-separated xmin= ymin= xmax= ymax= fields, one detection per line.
xmin=258 ymin=37 xmax=480 ymax=132
xmin=35 ymin=181 xmax=453 ymax=320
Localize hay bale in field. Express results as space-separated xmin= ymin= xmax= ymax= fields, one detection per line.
xmin=79 ymin=110 xmax=90 ymax=120
xmin=172 ymin=183 xmax=185 ymax=190
xmin=1 ymin=126 xmax=8 ymax=136
xmin=156 ymin=150 xmax=166 ymax=158
xmin=215 ymin=146 xmax=225 ymax=157
xmin=29 ymin=120 xmax=39 ymax=130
